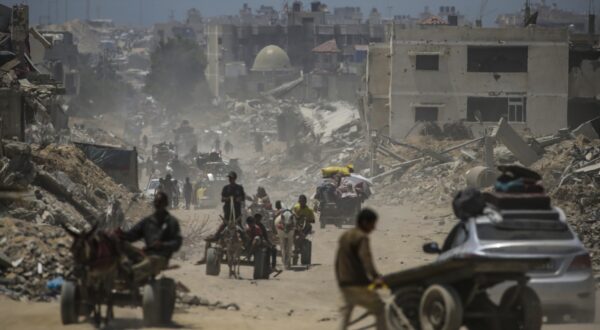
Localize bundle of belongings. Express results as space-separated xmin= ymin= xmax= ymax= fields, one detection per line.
xmin=453 ymin=165 xmax=552 ymax=221
xmin=315 ymin=165 xmax=372 ymax=206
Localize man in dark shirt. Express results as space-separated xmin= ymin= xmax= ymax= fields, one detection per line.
xmin=221 ymin=171 xmax=245 ymax=222
xmin=335 ymin=208 xmax=385 ymax=330
xmin=197 ymin=171 xmax=246 ymax=265
xmin=122 ymin=192 xmax=182 ymax=283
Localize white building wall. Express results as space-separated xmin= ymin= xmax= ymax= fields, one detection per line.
xmin=388 ymin=26 xmax=569 ymax=139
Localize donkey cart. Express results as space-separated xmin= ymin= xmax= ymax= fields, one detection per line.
xmin=61 ymin=276 xmax=176 ymax=327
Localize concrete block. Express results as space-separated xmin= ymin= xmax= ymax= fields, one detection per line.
xmin=493 ymin=118 xmax=541 ymax=167
xmin=572 ymin=116 xmax=600 ymax=140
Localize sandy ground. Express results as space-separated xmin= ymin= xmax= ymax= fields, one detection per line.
xmin=0 ymin=203 xmax=598 ymax=330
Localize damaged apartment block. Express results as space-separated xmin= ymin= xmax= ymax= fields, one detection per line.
xmin=365 ymin=26 xmax=573 ymax=139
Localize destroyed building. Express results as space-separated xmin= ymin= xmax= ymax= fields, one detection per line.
xmin=364 ymin=26 xmax=580 ymax=139
xmin=496 ymin=1 xmax=592 ymax=33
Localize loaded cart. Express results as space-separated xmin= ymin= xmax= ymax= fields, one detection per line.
xmin=382 ymin=256 xmax=547 ymax=330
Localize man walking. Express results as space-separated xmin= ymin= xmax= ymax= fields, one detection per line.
xmin=335 ymin=208 xmax=386 ymax=330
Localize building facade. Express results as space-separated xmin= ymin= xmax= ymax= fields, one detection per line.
xmin=367 ymin=26 xmax=570 ymax=139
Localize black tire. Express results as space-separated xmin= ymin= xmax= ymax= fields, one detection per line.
xmin=463 ymin=293 xmax=501 ymax=330
xmin=262 ymin=248 xmax=271 ymax=279
xmin=60 ymin=281 xmax=78 ymax=325
xmin=301 ymin=240 xmax=312 ymax=265
xmin=206 ymin=247 xmax=221 ymax=276
xmin=386 ymin=286 xmax=423 ymax=330
xmin=253 ymin=248 xmax=267 ymax=280
xmin=419 ymin=284 xmax=463 ymax=330
xmin=143 ymin=283 xmax=160 ymax=326
xmin=158 ymin=277 xmax=176 ymax=324
xmin=499 ymin=286 xmax=542 ymax=330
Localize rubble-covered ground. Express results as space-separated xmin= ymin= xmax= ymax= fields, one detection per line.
xmin=0 ymin=141 xmax=150 ymax=299
xmin=371 ymin=134 xmax=600 ymax=279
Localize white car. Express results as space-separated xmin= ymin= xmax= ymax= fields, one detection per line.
xmin=434 ymin=206 xmax=596 ymax=323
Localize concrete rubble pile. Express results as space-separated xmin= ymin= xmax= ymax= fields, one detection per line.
xmin=69 ymin=123 xmax=129 ymax=147
xmin=0 ymin=218 xmax=72 ymax=301
xmin=223 ymin=98 xmax=363 ymax=201
xmin=0 ymin=141 xmax=149 ymax=299
xmin=532 ymin=137 xmax=600 ymax=276
xmin=372 ymin=130 xmax=600 ymax=278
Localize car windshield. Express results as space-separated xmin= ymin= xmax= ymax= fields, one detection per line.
xmin=148 ymin=180 xmax=160 ymax=189
xmin=476 ymin=223 xmax=574 ymax=241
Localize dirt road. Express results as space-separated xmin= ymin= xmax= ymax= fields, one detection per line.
xmin=0 ymin=203 xmax=597 ymax=329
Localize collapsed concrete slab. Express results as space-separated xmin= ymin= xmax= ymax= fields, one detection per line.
xmin=572 ymin=116 xmax=600 ymax=140
xmin=492 ymin=118 xmax=541 ymax=167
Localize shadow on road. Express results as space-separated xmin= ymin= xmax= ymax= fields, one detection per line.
xmin=104 ymin=319 xmax=186 ymax=329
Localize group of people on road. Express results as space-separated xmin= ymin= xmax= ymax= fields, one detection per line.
xmin=155 ymin=174 xmax=197 ymax=210
xmin=131 ymin=167 xmax=384 ymax=329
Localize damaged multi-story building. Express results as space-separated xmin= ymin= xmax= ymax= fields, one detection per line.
xmin=364 ymin=20 xmax=600 ymax=139
xmin=0 ymin=4 xmax=68 ymax=142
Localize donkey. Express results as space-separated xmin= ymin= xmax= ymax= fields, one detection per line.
xmin=274 ymin=210 xmax=296 ymax=270
xmin=222 ymin=197 xmax=244 ymax=279
xmin=222 ymin=222 xmax=243 ymax=279
xmin=62 ymin=223 xmax=122 ymax=326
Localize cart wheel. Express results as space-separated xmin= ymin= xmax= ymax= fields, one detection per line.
xmin=499 ymin=286 xmax=542 ymax=330
xmin=419 ymin=284 xmax=463 ymax=330
xmin=262 ymin=248 xmax=271 ymax=279
xmin=253 ymin=248 xmax=268 ymax=280
xmin=301 ymin=240 xmax=312 ymax=265
xmin=143 ymin=283 xmax=160 ymax=326
xmin=60 ymin=281 xmax=78 ymax=325
xmin=206 ymin=247 xmax=221 ymax=276
xmin=158 ymin=277 xmax=176 ymax=323
xmin=386 ymin=286 xmax=422 ymax=330
xmin=463 ymin=293 xmax=501 ymax=330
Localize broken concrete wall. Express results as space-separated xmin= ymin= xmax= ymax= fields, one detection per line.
xmin=387 ymin=26 xmax=569 ymax=139
xmin=365 ymin=43 xmax=390 ymax=135
xmin=569 ymin=59 xmax=600 ymax=99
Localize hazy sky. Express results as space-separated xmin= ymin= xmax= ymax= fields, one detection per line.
xmin=3 ymin=0 xmax=592 ymax=26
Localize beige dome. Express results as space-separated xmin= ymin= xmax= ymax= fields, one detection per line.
xmin=251 ymin=45 xmax=292 ymax=71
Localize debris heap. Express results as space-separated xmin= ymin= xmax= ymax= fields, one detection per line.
xmin=0 ymin=141 xmax=150 ymax=299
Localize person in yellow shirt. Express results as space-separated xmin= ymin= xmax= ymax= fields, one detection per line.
xmin=292 ymin=194 xmax=315 ymax=236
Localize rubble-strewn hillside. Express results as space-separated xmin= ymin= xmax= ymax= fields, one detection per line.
xmin=0 ymin=141 xmax=150 ymax=299
xmin=370 ymin=135 xmax=600 ymax=279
